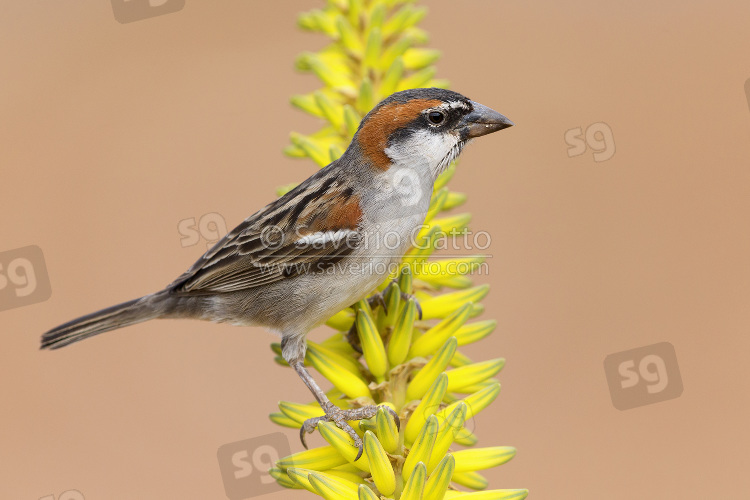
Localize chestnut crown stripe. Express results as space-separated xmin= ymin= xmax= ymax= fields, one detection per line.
xmin=357 ymin=98 xmax=444 ymax=169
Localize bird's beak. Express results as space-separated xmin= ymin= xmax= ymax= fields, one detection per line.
xmin=461 ymin=101 xmax=514 ymax=139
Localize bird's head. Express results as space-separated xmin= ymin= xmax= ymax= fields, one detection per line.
xmin=353 ymin=88 xmax=513 ymax=179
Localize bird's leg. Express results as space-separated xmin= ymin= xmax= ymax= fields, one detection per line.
xmin=282 ymin=337 xmax=399 ymax=460
xmin=290 ymin=360 xmax=399 ymax=460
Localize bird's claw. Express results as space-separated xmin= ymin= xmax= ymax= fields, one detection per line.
xmin=299 ymin=404 xmax=400 ymax=461
xmin=378 ymin=281 xmax=424 ymax=320
xmin=367 ymin=292 xmax=388 ymax=315
xmin=345 ymin=291 xmax=388 ymax=354
xmin=346 ymin=284 xmax=422 ymax=353
xmin=402 ymin=291 xmax=423 ymax=320
xmin=383 ymin=281 xmax=423 ymax=320
xmin=344 ymin=324 xmax=363 ymax=354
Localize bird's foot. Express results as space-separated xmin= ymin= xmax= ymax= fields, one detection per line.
xmin=367 ymin=291 xmax=388 ymax=314
xmin=344 ymin=292 xmax=387 ymax=354
xmin=345 ymin=284 xmax=422 ymax=353
xmin=396 ymin=289 xmax=422 ymax=320
xmin=382 ymin=281 xmax=423 ymax=320
xmin=300 ymin=403 xmax=400 ymax=461
xmin=344 ymin=324 xmax=363 ymax=354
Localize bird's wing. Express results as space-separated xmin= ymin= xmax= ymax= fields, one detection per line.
xmin=168 ymin=167 xmax=363 ymax=295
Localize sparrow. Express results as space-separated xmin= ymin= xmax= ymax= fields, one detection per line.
xmin=40 ymin=87 xmax=513 ymax=458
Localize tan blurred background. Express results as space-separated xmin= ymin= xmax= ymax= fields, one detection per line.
xmin=2 ymin=1 xmax=750 ymax=498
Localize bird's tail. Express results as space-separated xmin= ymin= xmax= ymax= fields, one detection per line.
xmin=40 ymin=294 xmax=165 ymax=350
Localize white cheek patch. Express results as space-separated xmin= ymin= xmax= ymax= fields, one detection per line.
xmin=435 ymin=137 xmax=466 ymax=174
xmin=384 ymin=129 xmax=461 ymax=178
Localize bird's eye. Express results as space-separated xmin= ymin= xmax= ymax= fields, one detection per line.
xmin=428 ymin=111 xmax=445 ymax=125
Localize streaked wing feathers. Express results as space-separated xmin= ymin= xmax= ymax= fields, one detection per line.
xmin=168 ymin=167 xmax=363 ymax=295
